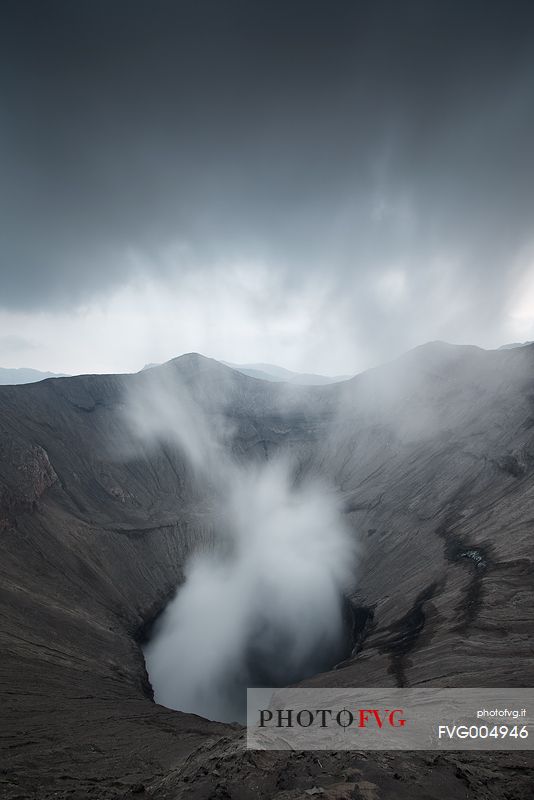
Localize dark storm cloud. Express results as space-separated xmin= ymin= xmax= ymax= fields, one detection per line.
xmin=1 ymin=0 xmax=534 ymax=333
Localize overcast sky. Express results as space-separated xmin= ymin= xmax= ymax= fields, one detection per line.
xmin=1 ymin=0 xmax=534 ymax=375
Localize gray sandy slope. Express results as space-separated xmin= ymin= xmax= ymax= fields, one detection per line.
xmin=1 ymin=344 xmax=533 ymax=798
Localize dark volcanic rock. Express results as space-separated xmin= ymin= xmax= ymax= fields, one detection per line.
xmin=0 ymin=438 xmax=58 ymax=527
xmin=1 ymin=346 xmax=534 ymax=798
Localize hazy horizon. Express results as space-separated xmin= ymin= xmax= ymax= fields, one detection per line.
xmin=1 ymin=338 xmax=533 ymax=384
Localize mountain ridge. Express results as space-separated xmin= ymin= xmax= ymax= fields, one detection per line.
xmin=0 ymin=366 xmax=68 ymax=385
xmin=1 ymin=342 xmax=533 ymax=798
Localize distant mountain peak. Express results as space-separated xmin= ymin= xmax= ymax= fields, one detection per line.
xmin=0 ymin=367 xmax=67 ymax=385
xmin=498 ymin=341 xmax=534 ymax=350
xmin=221 ymin=361 xmax=351 ymax=385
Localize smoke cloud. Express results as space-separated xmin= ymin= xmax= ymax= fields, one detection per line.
xmin=125 ymin=368 xmax=357 ymax=722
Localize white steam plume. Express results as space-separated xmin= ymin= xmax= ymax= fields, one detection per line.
xmin=125 ymin=367 xmax=358 ymax=722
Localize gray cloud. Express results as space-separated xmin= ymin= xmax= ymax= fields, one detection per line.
xmin=0 ymin=335 xmax=36 ymax=353
xmin=1 ymin=0 xmax=534 ymax=367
